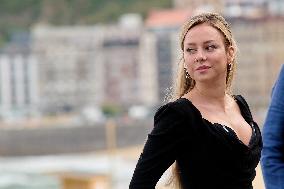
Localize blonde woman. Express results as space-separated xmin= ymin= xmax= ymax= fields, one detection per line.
xmin=129 ymin=12 xmax=262 ymax=189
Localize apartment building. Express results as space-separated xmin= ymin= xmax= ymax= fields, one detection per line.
xmin=0 ymin=33 xmax=38 ymax=119
xmin=31 ymin=25 xmax=103 ymax=114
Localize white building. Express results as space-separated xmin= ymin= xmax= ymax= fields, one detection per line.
xmin=31 ymin=14 xmax=147 ymax=113
xmin=0 ymin=54 xmax=38 ymax=119
xmin=31 ymin=24 xmax=104 ymax=114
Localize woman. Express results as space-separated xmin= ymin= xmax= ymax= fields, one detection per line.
xmin=129 ymin=12 xmax=262 ymax=189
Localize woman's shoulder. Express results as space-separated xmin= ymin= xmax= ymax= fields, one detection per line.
xmin=233 ymin=94 xmax=249 ymax=106
xmin=233 ymin=94 xmax=254 ymax=120
xmin=152 ymin=98 xmax=197 ymax=135
xmin=233 ymin=94 xmax=251 ymax=110
xmin=154 ymin=98 xmax=197 ymax=122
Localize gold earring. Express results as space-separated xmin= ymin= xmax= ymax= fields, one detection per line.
xmin=228 ymin=63 xmax=232 ymax=71
xmin=184 ymin=68 xmax=190 ymax=79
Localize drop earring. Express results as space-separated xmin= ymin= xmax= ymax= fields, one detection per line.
xmin=228 ymin=63 xmax=232 ymax=71
xmin=184 ymin=68 xmax=190 ymax=79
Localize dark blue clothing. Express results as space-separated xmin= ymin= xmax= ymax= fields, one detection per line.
xmin=261 ymin=65 xmax=284 ymax=189
xmin=130 ymin=95 xmax=262 ymax=189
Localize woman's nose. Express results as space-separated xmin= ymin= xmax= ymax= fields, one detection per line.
xmin=194 ymin=50 xmax=207 ymax=62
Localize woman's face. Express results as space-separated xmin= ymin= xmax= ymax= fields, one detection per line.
xmin=183 ymin=23 xmax=234 ymax=85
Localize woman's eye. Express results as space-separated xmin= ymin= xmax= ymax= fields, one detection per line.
xmin=186 ymin=48 xmax=196 ymax=53
xmin=206 ymin=45 xmax=217 ymax=51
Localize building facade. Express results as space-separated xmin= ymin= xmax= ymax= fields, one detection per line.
xmin=100 ymin=24 xmax=143 ymax=106
xmin=0 ymin=52 xmax=38 ymax=119
xmin=31 ymin=25 xmax=104 ymax=114
xmin=31 ymin=15 xmax=147 ymax=114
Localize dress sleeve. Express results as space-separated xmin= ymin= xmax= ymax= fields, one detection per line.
xmin=129 ymin=103 xmax=186 ymax=189
xmin=261 ymin=65 xmax=284 ymax=189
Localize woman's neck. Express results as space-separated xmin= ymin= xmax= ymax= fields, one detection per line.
xmin=189 ymin=83 xmax=229 ymax=108
xmin=196 ymin=82 xmax=226 ymax=97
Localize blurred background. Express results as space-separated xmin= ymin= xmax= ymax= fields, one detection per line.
xmin=0 ymin=0 xmax=283 ymax=188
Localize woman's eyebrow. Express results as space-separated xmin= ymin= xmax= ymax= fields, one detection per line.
xmin=186 ymin=40 xmax=216 ymax=46
xmin=204 ymin=40 xmax=215 ymax=44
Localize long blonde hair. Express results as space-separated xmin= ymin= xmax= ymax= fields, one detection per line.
xmin=167 ymin=12 xmax=238 ymax=188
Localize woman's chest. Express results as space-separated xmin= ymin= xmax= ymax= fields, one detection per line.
xmin=199 ymin=108 xmax=253 ymax=146
xmin=180 ymin=120 xmax=261 ymax=168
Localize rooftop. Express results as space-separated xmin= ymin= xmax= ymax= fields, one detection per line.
xmin=145 ymin=9 xmax=192 ymax=28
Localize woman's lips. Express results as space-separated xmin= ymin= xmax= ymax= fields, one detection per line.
xmin=196 ymin=65 xmax=211 ymax=71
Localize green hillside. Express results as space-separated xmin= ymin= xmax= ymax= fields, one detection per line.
xmin=0 ymin=0 xmax=172 ymax=46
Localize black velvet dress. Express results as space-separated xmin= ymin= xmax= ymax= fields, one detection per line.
xmin=129 ymin=95 xmax=262 ymax=189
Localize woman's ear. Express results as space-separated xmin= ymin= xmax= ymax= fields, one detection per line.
xmin=227 ymin=46 xmax=235 ymax=63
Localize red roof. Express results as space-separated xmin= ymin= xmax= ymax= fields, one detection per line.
xmin=145 ymin=9 xmax=192 ymax=28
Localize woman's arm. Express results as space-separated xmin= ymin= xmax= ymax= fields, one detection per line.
xmin=261 ymin=65 xmax=284 ymax=189
xmin=129 ymin=103 xmax=186 ymax=189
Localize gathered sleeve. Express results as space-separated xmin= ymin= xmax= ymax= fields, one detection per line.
xmin=129 ymin=103 xmax=186 ymax=189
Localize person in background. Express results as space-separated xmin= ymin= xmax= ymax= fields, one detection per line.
xmin=129 ymin=12 xmax=262 ymax=189
xmin=261 ymin=64 xmax=284 ymax=189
